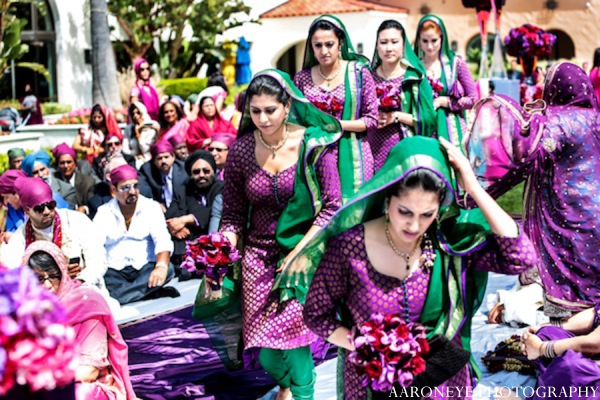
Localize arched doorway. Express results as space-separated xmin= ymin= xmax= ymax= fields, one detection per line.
xmin=5 ymin=0 xmax=57 ymax=101
xmin=547 ymin=29 xmax=575 ymax=60
xmin=275 ymin=41 xmax=305 ymax=77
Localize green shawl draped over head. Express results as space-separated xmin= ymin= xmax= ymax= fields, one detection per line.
xmin=239 ymin=69 xmax=343 ymax=253
xmin=274 ymin=136 xmax=491 ymax=380
xmin=414 ymin=14 xmax=467 ymax=150
xmin=302 ymin=14 xmax=372 ymax=202
xmin=371 ymin=21 xmax=437 ymax=137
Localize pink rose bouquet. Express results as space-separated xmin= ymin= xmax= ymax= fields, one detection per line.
xmin=504 ymin=24 xmax=556 ymax=59
xmin=375 ymin=82 xmax=402 ymax=112
xmin=427 ymin=76 xmax=444 ymax=99
xmin=181 ymin=232 xmax=241 ymax=299
xmin=308 ymin=92 xmax=344 ymax=116
xmin=348 ymin=313 xmax=429 ymax=392
xmin=0 ymin=266 xmax=76 ymax=395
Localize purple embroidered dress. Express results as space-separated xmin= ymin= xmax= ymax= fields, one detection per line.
xmin=221 ymin=133 xmax=341 ymax=355
xmin=305 ymin=225 xmax=537 ymax=399
xmin=370 ymin=74 xmax=408 ymax=171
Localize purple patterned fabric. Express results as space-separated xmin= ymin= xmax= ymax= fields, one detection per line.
xmin=294 ymin=67 xmax=377 ymax=181
xmin=526 ymin=326 xmax=600 ymax=400
xmin=220 ymin=133 xmax=341 ymax=358
xmin=304 ymin=224 xmax=536 ymax=399
xmin=521 ymin=62 xmax=600 ymax=313
xmin=447 ymin=57 xmax=478 ymax=113
xmin=369 ymin=74 xmax=409 ymax=171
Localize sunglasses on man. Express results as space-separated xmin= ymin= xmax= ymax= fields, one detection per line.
xmin=32 ymin=200 xmax=57 ymax=214
xmin=208 ymin=147 xmax=228 ymax=153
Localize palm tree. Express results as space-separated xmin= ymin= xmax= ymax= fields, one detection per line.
xmin=90 ymin=0 xmax=121 ymax=109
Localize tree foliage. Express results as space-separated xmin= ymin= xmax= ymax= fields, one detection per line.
xmin=0 ymin=0 xmax=50 ymax=81
xmin=108 ymin=0 xmax=257 ymax=78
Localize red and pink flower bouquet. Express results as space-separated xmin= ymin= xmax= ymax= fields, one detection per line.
xmin=504 ymin=24 xmax=556 ymax=59
xmin=375 ymin=83 xmax=402 ymax=112
xmin=309 ymin=92 xmax=344 ymax=116
xmin=181 ymin=232 xmax=241 ymax=299
xmin=348 ymin=312 xmax=429 ymax=392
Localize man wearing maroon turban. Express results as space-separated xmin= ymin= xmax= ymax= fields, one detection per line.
xmin=52 ymin=143 xmax=96 ymax=214
xmin=94 ymin=164 xmax=179 ymax=304
xmin=0 ymin=177 xmax=110 ymax=305
xmin=138 ymin=140 xmax=188 ymax=213
xmin=0 ymin=170 xmax=27 ymax=242
xmin=167 ymin=134 xmax=189 ymax=161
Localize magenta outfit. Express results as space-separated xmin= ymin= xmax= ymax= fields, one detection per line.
xmin=305 ymin=225 xmax=537 ymax=399
xmin=590 ymin=67 xmax=600 ymax=105
xmin=130 ymin=58 xmax=160 ymax=121
xmin=220 ymin=133 xmax=341 ymax=356
xmin=294 ymin=68 xmax=377 ymax=183
xmin=369 ymin=74 xmax=409 ymax=171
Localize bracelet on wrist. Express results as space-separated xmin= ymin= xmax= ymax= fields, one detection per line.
xmin=394 ymin=112 xmax=399 ymax=124
xmin=155 ymin=262 xmax=168 ymax=270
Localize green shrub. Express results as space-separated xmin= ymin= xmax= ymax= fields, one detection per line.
xmin=159 ymin=77 xmax=208 ymax=101
xmin=41 ymin=102 xmax=72 ymax=115
xmin=0 ymin=148 xmax=54 ymax=175
xmin=0 ymin=99 xmax=20 ymax=109
xmin=496 ymin=182 xmax=524 ymax=215
xmin=227 ymin=84 xmax=248 ymax=106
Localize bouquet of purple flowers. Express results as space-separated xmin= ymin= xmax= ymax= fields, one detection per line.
xmin=504 ymin=24 xmax=556 ymax=59
xmin=375 ymin=82 xmax=402 ymax=112
xmin=181 ymin=232 xmax=241 ymax=299
xmin=348 ymin=313 xmax=429 ymax=392
xmin=0 ymin=267 xmax=76 ymax=395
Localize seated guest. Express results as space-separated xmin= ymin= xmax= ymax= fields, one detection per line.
xmin=23 ymin=241 xmax=137 ymax=400
xmin=165 ymin=150 xmax=224 ymax=260
xmin=0 ymin=177 xmax=109 ymax=297
xmin=185 ymin=96 xmax=236 ymax=153
xmin=92 ymin=133 xmax=136 ymax=179
xmin=94 ymin=164 xmax=179 ymax=304
xmin=208 ymin=133 xmax=235 ymax=180
xmin=87 ymin=154 xmax=153 ymax=219
xmin=157 ymin=97 xmax=189 ymax=142
xmin=8 ymin=147 xmax=26 ymax=170
xmin=123 ymin=102 xmax=158 ymax=167
xmin=22 ymin=149 xmax=76 ymax=210
xmin=138 ymin=140 xmax=188 ymax=212
xmin=168 ymin=133 xmax=189 ymax=162
xmin=0 ymin=170 xmax=27 ymax=243
xmin=52 ymin=143 xmax=96 ymax=214
xmin=73 ymin=104 xmax=122 ymax=164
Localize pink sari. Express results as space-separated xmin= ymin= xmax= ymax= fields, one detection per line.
xmin=22 ymin=242 xmax=136 ymax=400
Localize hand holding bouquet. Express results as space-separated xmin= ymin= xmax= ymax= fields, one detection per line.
xmin=181 ymin=233 xmax=241 ymax=299
xmin=309 ymin=92 xmax=344 ymax=115
xmin=347 ymin=313 xmax=429 ymax=392
xmin=376 ymin=82 xmax=402 ymax=112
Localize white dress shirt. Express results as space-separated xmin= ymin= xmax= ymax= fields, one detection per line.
xmin=94 ymin=195 xmax=173 ymax=271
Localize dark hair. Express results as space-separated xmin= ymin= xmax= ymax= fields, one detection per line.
xmin=385 ymin=168 xmax=447 ymax=204
xmin=376 ymin=20 xmax=405 ymax=39
xmin=158 ymin=99 xmax=184 ymax=129
xmin=594 ymin=48 xmax=600 ymax=68
xmin=28 ymin=250 xmax=62 ymax=278
xmin=128 ymin=102 xmax=141 ymax=121
xmin=207 ymin=72 xmax=229 ymax=93
xmin=235 ymin=90 xmax=247 ymax=111
xmin=308 ymin=20 xmax=345 ymax=46
xmin=246 ymin=75 xmax=291 ymax=105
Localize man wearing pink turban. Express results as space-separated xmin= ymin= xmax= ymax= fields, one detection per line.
xmin=208 ymin=133 xmax=236 ymax=180
xmin=138 ymin=140 xmax=188 ymax=213
xmin=52 ymin=143 xmax=96 ymax=214
xmin=0 ymin=177 xmax=111 ymax=307
xmin=0 ymin=169 xmax=27 ymax=242
xmin=167 ymin=133 xmax=189 ymax=161
xmin=130 ymin=58 xmax=160 ymax=121
xmin=93 ymin=164 xmax=179 ymax=304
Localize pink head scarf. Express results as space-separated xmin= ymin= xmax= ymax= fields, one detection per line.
xmin=14 ymin=177 xmax=53 ymax=212
xmin=150 ymin=140 xmax=174 ymax=158
xmin=22 ymin=241 xmax=137 ymax=400
xmin=0 ymin=169 xmax=27 ymax=195
xmin=109 ymin=165 xmax=138 ymax=185
xmin=133 ymin=58 xmax=160 ymax=121
xmin=52 ymin=143 xmax=77 ymax=162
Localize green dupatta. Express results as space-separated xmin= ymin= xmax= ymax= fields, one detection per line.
xmin=302 ymin=14 xmax=372 ymax=202
xmin=414 ymin=14 xmax=467 ymax=150
xmin=274 ymin=136 xmax=490 ymax=383
xmin=238 ymin=69 xmax=342 ymax=253
xmin=371 ymin=23 xmax=436 ymax=137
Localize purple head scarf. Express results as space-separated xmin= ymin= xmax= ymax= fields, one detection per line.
xmin=0 ymin=169 xmax=27 ymax=195
xmin=14 ymin=177 xmax=53 ymax=212
xmin=52 ymin=143 xmax=77 ymax=163
xmin=543 ymin=61 xmax=600 ymax=113
xmin=109 ymin=164 xmax=138 ymax=185
xmin=150 ymin=140 xmax=174 ymax=158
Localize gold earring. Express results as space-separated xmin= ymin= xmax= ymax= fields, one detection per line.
xmin=384 ymin=199 xmax=390 ymax=223
xmin=284 ymin=113 xmax=289 ymax=124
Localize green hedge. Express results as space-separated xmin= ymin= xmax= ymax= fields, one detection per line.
xmin=496 ymin=182 xmax=524 ymax=215
xmin=159 ymin=77 xmax=208 ymax=101
xmin=41 ymin=102 xmax=72 ymax=115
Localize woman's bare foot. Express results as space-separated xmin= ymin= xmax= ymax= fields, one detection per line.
xmin=493 ymin=387 xmax=522 ymax=399
xmin=276 ymin=387 xmax=292 ymax=400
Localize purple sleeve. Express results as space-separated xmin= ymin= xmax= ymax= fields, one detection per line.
xmin=220 ymin=142 xmax=249 ymax=236
xmin=470 ymin=229 xmax=538 ymax=274
xmin=359 ymin=67 xmax=379 ymax=130
xmin=313 ymin=147 xmax=342 ymax=226
xmin=448 ymin=57 xmax=477 ymax=112
xmin=304 ymin=233 xmax=349 ymax=339
xmin=294 ymin=70 xmax=308 ymax=93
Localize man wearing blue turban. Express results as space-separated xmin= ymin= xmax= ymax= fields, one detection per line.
xmin=21 ymin=150 xmax=76 ymax=210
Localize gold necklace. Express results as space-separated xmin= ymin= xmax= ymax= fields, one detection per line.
xmin=385 ymin=222 xmax=422 ymax=270
xmin=257 ymin=124 xmax=289 ymax=158
xmin=318 ymin=63 xmax=342 ymax=88
xmin=380 ymin=64 xmax=402 ymax=81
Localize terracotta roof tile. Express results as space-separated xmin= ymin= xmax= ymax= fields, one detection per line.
xmin=261 ymin=0 xmax=407 ymax=19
